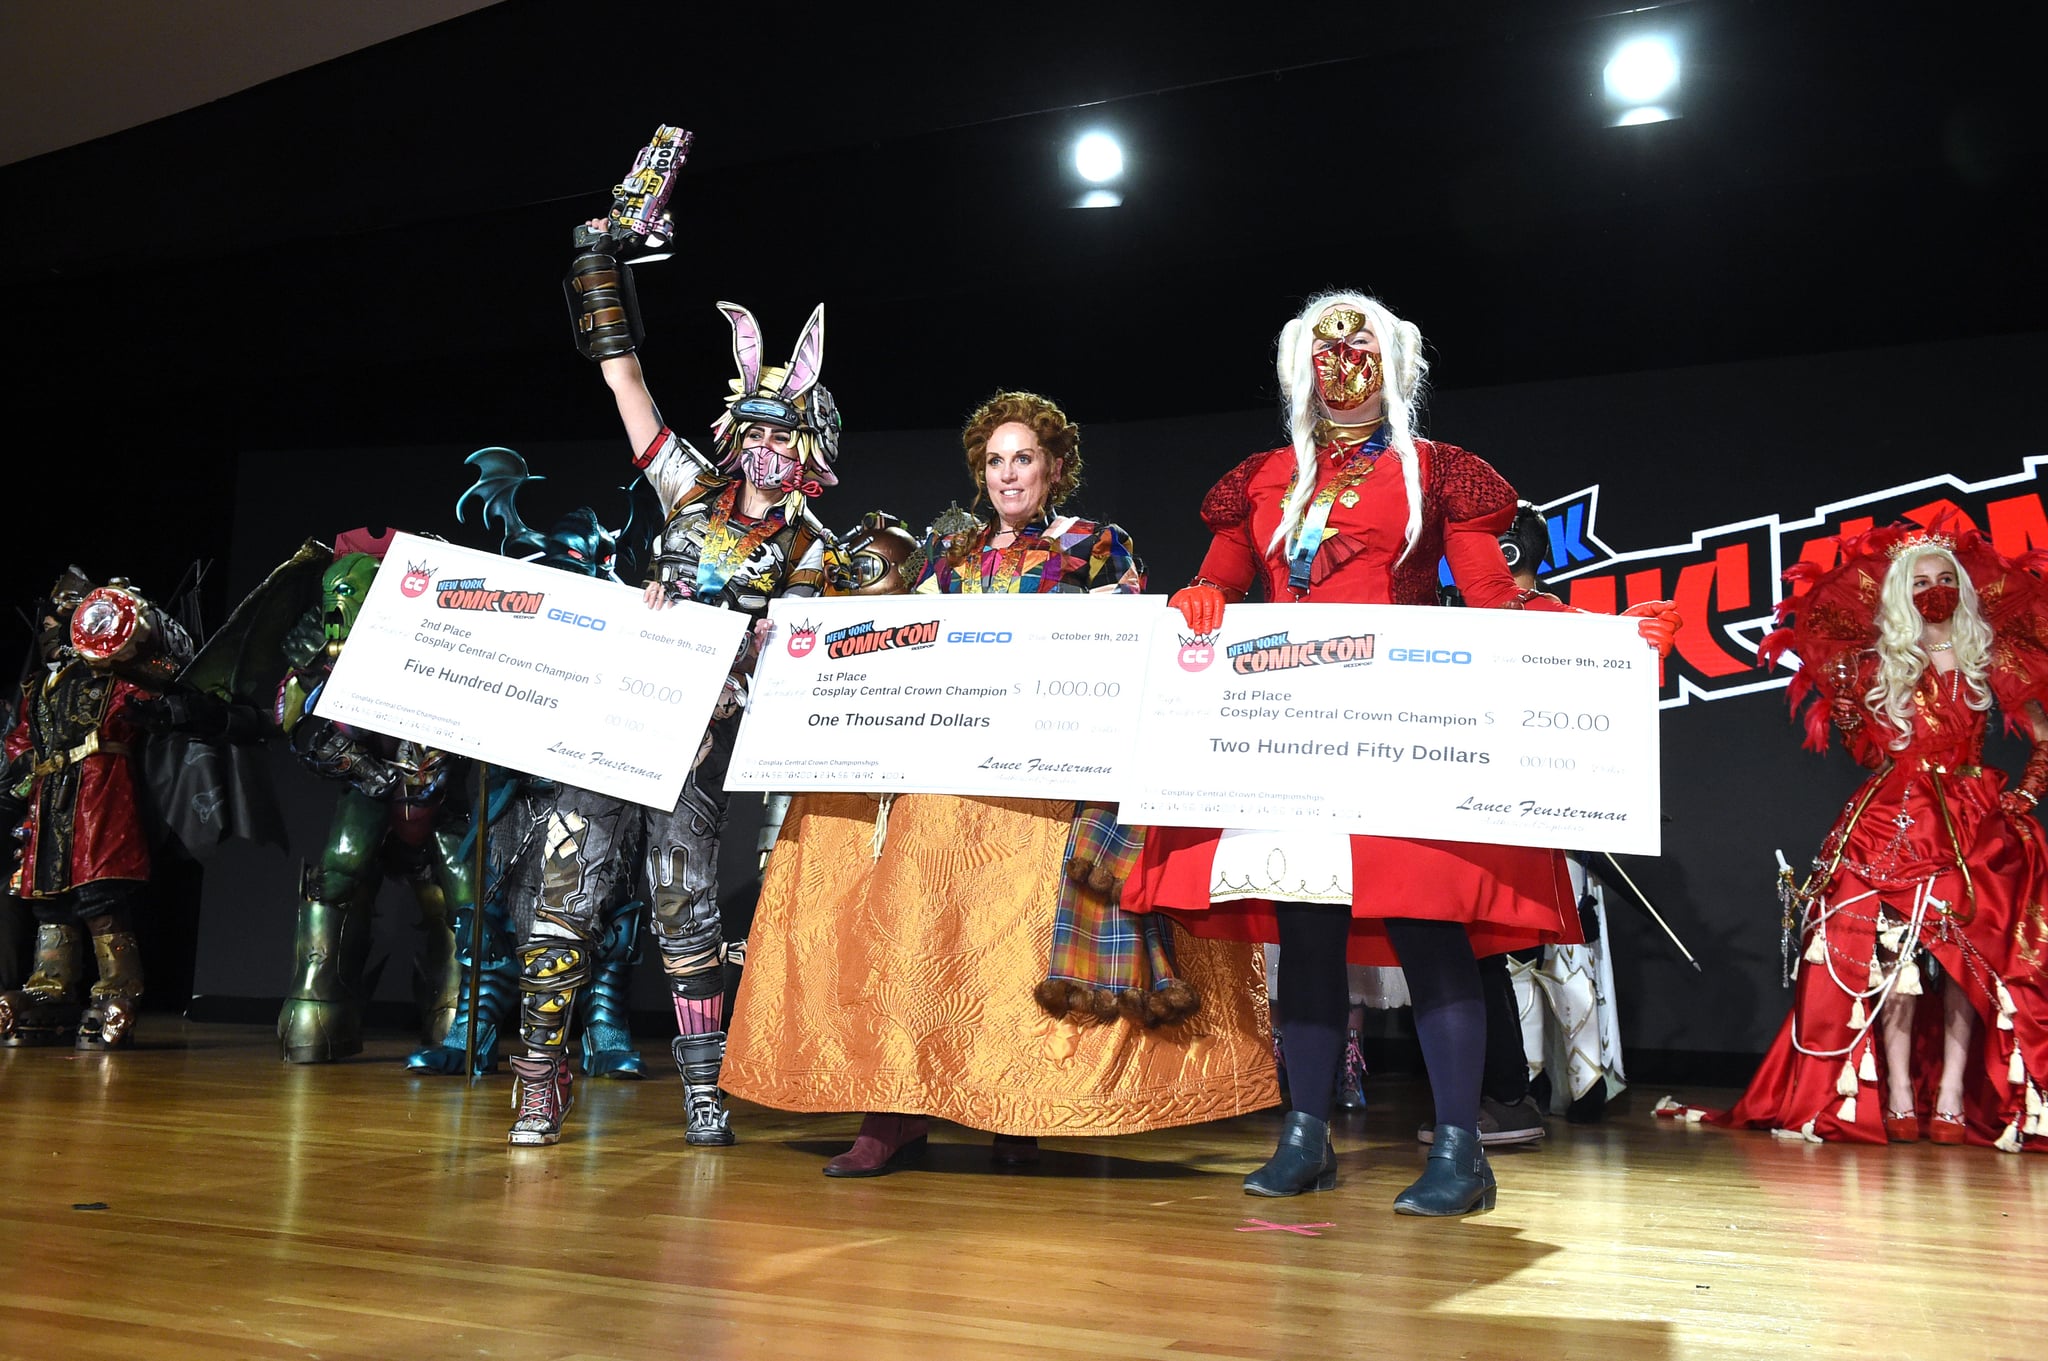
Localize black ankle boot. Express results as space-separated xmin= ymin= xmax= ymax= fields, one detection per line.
xmin=1244 ymin=1111 xmax=1337 ymax=1196
xmin=1393 ymin=1123 xmax=1496 ymax=1216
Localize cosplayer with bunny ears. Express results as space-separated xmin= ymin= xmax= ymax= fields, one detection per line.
xmin=510 ymin=232 xmax=840 ymax=1149
xmin=1125 ymin=291 xmax=1677 ymax=1215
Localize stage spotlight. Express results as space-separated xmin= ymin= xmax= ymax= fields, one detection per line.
xmin=1604 ymin=37 xmax=1679 ymax=106
xmin=1075 ymin=189 xmax=1123 ymax=209
xmin=1615 ymin=106 xmax=1675 ymax=127
xmin=1074 ymin=131 xmax=1124 ymax=184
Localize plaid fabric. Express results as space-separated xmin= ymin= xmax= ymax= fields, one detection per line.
xmin=1043 ymin=803 xmax=1185 ymax=1016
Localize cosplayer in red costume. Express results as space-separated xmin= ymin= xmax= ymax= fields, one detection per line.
xmin=0 ymin=572 xmax=188 ymax=1049
xmin=1665 ymin=522 xmax=2048 ymax=1150
xmin=1128 ymin=292 xmax=1676 ymax=1213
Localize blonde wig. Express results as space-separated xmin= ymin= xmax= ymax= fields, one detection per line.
xmin=1865 ymin=546 xmax=1993 ymax=747
xmin=1271 ymin=291 xmax=1428 ymax=561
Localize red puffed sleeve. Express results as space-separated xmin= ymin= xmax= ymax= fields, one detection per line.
xmin=1192 ymin=450 xmax=1275 ymax=599
xmin=1431 ymin=444 xmax=1569 ymax=611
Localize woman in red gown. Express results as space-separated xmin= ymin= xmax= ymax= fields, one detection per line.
xmin=1670 ymin=523 xmax=2048 ymax=1150
xmin=1127 ymin=292 xmax=1676 ymax=1212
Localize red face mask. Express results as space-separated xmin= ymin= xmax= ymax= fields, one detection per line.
xmin=1914 ymin=584 xmax=1960 ymax=623
xmin=1313 ymin=344 xmax=1383 ymax=413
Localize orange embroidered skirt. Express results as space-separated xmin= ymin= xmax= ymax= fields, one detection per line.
xmin=722 ymin=792 xmax=1279 ymax=1136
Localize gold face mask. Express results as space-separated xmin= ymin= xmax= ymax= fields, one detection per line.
xmin=1311 ymin=307 xmax=1383 ymax=413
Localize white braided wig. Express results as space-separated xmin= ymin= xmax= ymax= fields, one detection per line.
xmin=1270 ymin=291 xmax=1428 ymax=562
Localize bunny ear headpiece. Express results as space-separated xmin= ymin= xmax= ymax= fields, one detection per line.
xmin=709 ymin=301 xmax=841 ymax=487
xmin=718 ymin=301 xmax=764 ymax=396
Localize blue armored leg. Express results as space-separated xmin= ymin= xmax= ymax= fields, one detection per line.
xmin=408 ymin=893 xmax=517 ymax=1075
xmin=410 ymin=774 xmax=529 ymax=1076
xmin=578 ymin=894 xmax=645 ymax=1078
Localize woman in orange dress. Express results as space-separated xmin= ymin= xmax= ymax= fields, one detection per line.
xmin=721 ymin=391 xmax=1278 ymax=1175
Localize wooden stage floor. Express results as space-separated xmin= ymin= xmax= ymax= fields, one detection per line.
xmin=3 ymin=1022 xmax=2044 ymax=1361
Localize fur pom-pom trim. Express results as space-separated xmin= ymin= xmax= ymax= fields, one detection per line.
xmin=1033 ymin=977 xmax=1202 ymax=1028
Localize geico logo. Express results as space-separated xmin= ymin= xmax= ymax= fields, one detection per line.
xmin=1387 ymin=648 xmax=1471 ymax=664
xmin=945 ymin=631 xmax=1014 ymax=644
xmin=545 ymin=608 xmax=607 ymax=631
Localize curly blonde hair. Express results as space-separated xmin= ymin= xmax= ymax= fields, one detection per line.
xmin=960 ymin=390 xmax=1083 ymax=516
xmin=1865 ymin=546 xmax=1993 ymax=747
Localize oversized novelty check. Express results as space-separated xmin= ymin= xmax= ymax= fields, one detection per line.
xmin=316 ymin=531 xmax=750 ymax=809
xmin=727 ymin=593 xmax=1160 ymax=798
xmin=1121 ymin=603 xmax=1661 ymax=854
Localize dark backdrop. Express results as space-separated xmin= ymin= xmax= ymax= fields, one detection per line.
xmin=185 ymin=328 xmax=2048 ymax=1065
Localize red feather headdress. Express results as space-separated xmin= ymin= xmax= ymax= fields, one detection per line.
xmin=1758 ymin=514 xmax=2048 ymax=752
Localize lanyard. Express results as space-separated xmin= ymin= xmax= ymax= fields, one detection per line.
xmin=1284 ymin=426 xmax=1390 ymax=592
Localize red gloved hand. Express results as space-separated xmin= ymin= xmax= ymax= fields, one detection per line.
xmin=1622 ymin=600 xmax=1681 ymax=657
xmin=1829 ymin=694 xmax=1866 ymax=735
xmin=2001 ymin=745 xmax=2048 ymax=818
xmin=1169 ymin=584 xmax=1226 ymax=635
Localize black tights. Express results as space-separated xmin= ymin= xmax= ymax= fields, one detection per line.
xmin=1275 ymin=903 xmax=1485 ymax=1130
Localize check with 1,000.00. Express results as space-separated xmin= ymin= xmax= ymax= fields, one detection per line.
xmin=315 ymin=531 xmax=750 ymax=810
xmin=726 ymin=593 xmax=1159 ymax=799
xmin=1120 ymin=602 xmax=1662 ymax=855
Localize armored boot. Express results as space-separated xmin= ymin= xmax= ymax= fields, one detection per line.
xmin=408 ymin=963 xmax=514 ymax=1075
xmin=408 ymin=877 xmax=461 ymax=1050
xmin=75 ymin=931 xmax=144 ymax=1051
xmin=507 ymin=1054 xmax=575 ymax=1146
xmin=647 ymin=821 xmax=731 ymax=1142
xmin=673 ymin=1031 xmax=734 ymax=1146
xmin=408 ymin=895 xmax=516 ymax=1076
xmin=277 ymin=872 xmax=375 ymax=1062
xmin=579 ymin=964 xmax=644 ymax=1078
xmin=0 ymin=922 xmax=88 ymax=1046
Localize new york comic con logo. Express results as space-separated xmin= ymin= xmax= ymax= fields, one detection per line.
xmin=1489 ymin=455 xmax=2048 ymax=709
xmin=434 ymin=576 xmax=545 ymax=617
xmin=1224 ymin=629 xmax=1377 ymax=674
xmin=823 ymin=617 xmax=941 ymax=659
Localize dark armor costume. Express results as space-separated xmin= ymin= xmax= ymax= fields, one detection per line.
xmin=1 ymin=572 xmax=189 ymax=1049
xmin=273 ymin=541 xmax=469 ymax=1062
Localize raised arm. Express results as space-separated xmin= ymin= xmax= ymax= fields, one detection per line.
xmin=565 ymin=224 xmax=711 ymax=509
xmin=600 ymin=353 xmax=664 ymax=462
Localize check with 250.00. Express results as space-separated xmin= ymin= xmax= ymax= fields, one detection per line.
xmin=1119 ymin=602 xmax=1661 ymax=854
